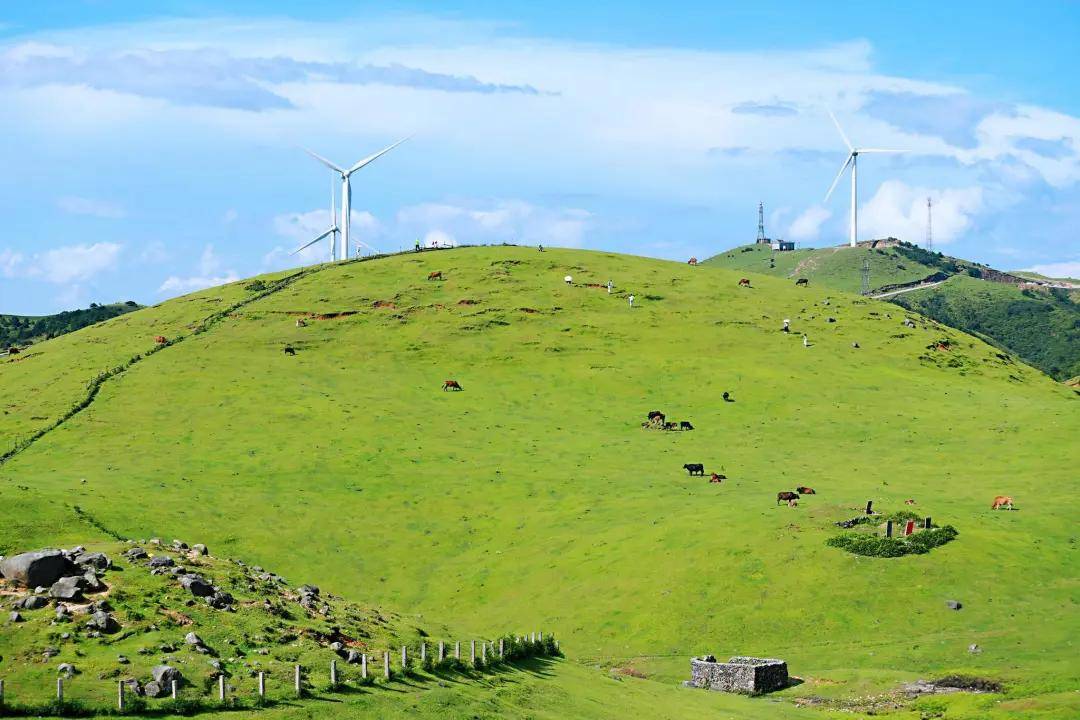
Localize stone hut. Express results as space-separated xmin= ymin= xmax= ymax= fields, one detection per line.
xmin=686 ymin=655 xmax=789 ymax=694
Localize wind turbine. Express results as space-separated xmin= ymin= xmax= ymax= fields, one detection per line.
xmin=291 ymin=176 xmax=339 ymax=262
xmin=824 ymin=111 xmax=898 ymax=248
xmin=304 ymin=137 xmax=409 ymax=261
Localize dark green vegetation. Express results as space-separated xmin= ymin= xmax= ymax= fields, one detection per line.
xmin=0 ymin=302 xmax=142 ymax=350
xmin=1 ymin=246 xmax=1078 ymax=719
xmin=891 ymin=276 xmax=1080 ymax=381
xmin=706 ymin=244 xmax=1080 ymax=380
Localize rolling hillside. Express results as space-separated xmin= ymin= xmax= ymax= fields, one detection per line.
xmin=0 ymin=301 xmax=142 ymax=351
xmin=706 ymin=244 xmax=1080 ymax=380
xmin=2 ymin=246 xmax=1078 ymax=719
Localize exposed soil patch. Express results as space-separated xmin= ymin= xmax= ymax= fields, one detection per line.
xmin=458 ymin=299 xmax=479 ymax=305
xmin=372 ymin=301 xmax=396 ymax=309
xmin=519 ymin=307 xmax=540 ymax=314
xmin=312 ymin=311 xmax=358 ymax=320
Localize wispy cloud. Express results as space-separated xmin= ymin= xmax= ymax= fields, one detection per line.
xmin=1 ymin=242 xmax=123 ymax=283
xmin=731 ymin=101 xmax=798 ymax=117
xmin=860 ymin=181 xmax=984 ymax=245
xmin=0 ymin=45 xmax=542 ymax=111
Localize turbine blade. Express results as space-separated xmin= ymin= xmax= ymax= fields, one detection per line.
xmin=856 ymin=148 xmax=901 ymax=153
xmin=291 ymin=228 xmax=334 ymax=255
xmin=824 ymin=154 xmax=854 ymax=202
xmin=303 ymin=147 xmax=344 ymax=174
xmin=827 ymin=108 xmax=854 ymax=152
xmin=346 ymin=136 xmax=411 ymax=176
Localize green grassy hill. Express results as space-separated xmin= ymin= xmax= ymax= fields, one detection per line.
xmin=706 ymin=244 xmax=1080 ymax=380
xmin=0 ymin=302 xmax=143 ymax=351
xmin=2 ymin=246 xmax=1078 ymax=719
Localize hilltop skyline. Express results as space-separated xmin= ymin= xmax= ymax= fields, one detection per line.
xmin=1 ymin=0 xmax=1078 ymax=314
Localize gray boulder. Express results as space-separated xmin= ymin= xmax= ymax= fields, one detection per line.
xmin=192 ymin=544 xmax=209 ymax=556
xmin=82 ymin=570 xmax=105 ymax=592
xmin=152 ymin=664 xmax=183 ymax=688
xmin=345 ymin=649 xmax=361 ymax=664
xmin=148 ymin=555 xmax=174 ymax=568
xmin=17 ymin=595 xmax=49 ymax=610
xmin=206 ymin=591 xmax=234 ymax=610
xmin=49 ymin=576 xmax=83 ymax=601
xmin=86 ymin=610 xmax=119 ymax=633
xmin=143 ymin=681 xmax=164 ymax=698
xmin=122 ymin=678 xmax=142 ymax=695
xmin=57 ymin=663 xmax=77 ymax=677
xmin=123 ymin=547 xmax=148 ymax=560
xmin=8 ymin=611 xmax=22 ymax=623
xmin=55 ymin=604 xmax=69 ymax=620
xmin=73 ymin=552 xmax=110 ymax=570
xmin=184 ymin=632 xmax=204 ymax=646
xmin=179 ymin=574 xmax=213 ymax=597
xmin=1 ymin=550 xmax=71 ymax=588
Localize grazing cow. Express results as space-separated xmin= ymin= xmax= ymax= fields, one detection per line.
xmin=647 ymin=410 xmax=665 ymax=423
xmin=777 ymin=491 xmax=799 ymax=505
xmin=738 ymin=278 xmax=751 ymax=287
xmin=788 ymin=498 xmax=799 ymax=507
xmin=7 ymin=346 xmax=20 ymax=355
xmin=991 ymin=495 xmax=1014 ymax=510
xmin=428 ymin=271 xmax=444 ymax=281
xmin=154 ymin=335 xmax=167 ymax=344
xmin=680 ymin=421 xmax=694 ymax=431
xmin=709 ymin=473 xmax=726 ymax=483
xmin=683 ymin=463 xmax=705 ymax=476
xmin=283 ymin=346 xmax=296 ymax=356
xmin=904 ymin=499 xmax=917 ymax=505
xmin=688 ymin=257 xmax=699 ymax=265
xmin=664 ymin=421 xmax=678 ymax=430
xmin=795 ymin=278 xmax=809 ymax=286
xmin=442 ymin=379 xmax=463 ymax=391
xmin=796 ymin=486 xmax=815 ymax=495
xmin=722 ymin=391 xmax=733 ymax=402
xmin=296 ymin=318 xmax=307 ymax=327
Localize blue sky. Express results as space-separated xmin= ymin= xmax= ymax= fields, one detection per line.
xmin=1 ymin=1 xmax=1078 ymax=314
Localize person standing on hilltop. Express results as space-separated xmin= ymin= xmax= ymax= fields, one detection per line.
xmin=628 ymin=294 xmax=635 ymax=308
xmin=414 ymin=239 xmax=421 ymax=253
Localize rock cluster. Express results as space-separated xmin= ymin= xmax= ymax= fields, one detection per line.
xmin=1 ymin=547 xmax=117 ymax=628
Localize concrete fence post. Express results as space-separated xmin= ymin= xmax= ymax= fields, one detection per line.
xmin=421 ymin=642 xmax=427 ymax=664
xmin=471 ymin=640 xmax=476 ymax=665
xmin=555 ymin=639 xmax=560 ymax=652
xmin=499 ymin=638 xmax=505 ymax=659
xmin=294 ymin=665 xmax=302 ymax=697
xmin=258 ymin=672 xmax=265 ymax=698
xmin=401 ymin=645 xmax=407 ymax=669
xmin=481 ymin=641 xmax=487 ymax=664
xmin=171 ymin=679 xmax=178 ymax=699
xmin=218 ymin=673 xmax=226 ymax=701
xmin=330 ymin=659 xmax=338 ymax=687
xmin=383 ymin=652 xmax=390 ymax=680
xmin=539 ymin=631 xmax=543 ymax=643
xmin=531 ymin=632 xmax=536 ymax=643
xmin=57 ymin=677 xmax=63 ymax=703
xmin=117 ymin=680 xmax=124 ymax=711
xmin=455 ymin=641 xmax=460 ymax=660
xmin=438 ymin=641 xmax=445 ymax=662
xmin=361 ymin=654 xmax=368 ymax=679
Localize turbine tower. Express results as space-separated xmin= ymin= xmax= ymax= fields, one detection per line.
xmin=304 ymin=137 xmax=409 ymax=261
xmin=824 ymin=111 xmax=898 ymax=248
xmin=926 ymin=197 xmax=933 ymax=251
xmin=291 ymin=176 xmax=339 ymax=262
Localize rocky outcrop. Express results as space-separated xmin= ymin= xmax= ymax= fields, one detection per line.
xmin=1 ymin=550 xmax=71 ymax=587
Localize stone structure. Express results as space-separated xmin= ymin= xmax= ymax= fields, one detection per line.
xmin=686 ymin=655 xmax=789 ymax=694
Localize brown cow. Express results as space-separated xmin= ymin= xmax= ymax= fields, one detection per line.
xmin=688 ymin=257 xmax=699 ymax=265
xmin=442 ymin=379 xmax=463 ymax=391
xmin=154 ymin=335 xmax=167 ymax=344
xmin=777 ymin=491 xmax=799 ymax=505
xmin=428 ymin=271 xmax=444 ymax=281
xmin=796 ymin=486 xmax=815 ymax=495
xmin=991 ymin=495 xmax=1014 ymax=510
xmin=738 ymin=278 xmax=751 ymax=287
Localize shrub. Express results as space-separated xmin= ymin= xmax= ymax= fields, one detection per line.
xmin=827 ymin=525 xmax=958 ymax=558
xmin=244 ymin=279 xmax=267 ymax=292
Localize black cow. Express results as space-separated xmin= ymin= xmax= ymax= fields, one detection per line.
xmin=777 ymin=491 xmax=800 ymax=505
xmin=683 ymin=463 xmax=705 ymax=476
xmin=795 ymin=278 xmax=809 ymax=286
xmin=680 ymin=421 xmax=694 ymax=431
xmin=284 ymin=346 xmax=296 ymax=356
xmin=722 ymin=391 xmax=733 ymax=402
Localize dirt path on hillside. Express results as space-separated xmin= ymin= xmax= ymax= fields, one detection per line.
xmin=788 ymin=247 xmax=843 ymax=278
xmin=870 ymin=279 xmax=948 ymax=299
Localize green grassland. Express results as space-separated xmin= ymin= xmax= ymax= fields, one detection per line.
xmin=890 ymin=276 xmax=1080 ymax=381
xmin=702 ymin=243 xmax=938 ymax=294
xmin=1 ymin=246 xmax=1078 ymax=719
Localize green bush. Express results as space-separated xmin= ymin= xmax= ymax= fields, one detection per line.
xmin=827 ymin=525 xmax=958 ymax=558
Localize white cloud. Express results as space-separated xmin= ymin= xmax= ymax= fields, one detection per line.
xmin=198 ymin=244 xmax=222 ymax=275
xmin=57 ymin=195 xmax=126 ymax=218
xmin=1025 ymin=260 xmax=1080 ymax=281
xmin=859 ymin=181 xmax=983 ymax=245
xmin=396 ymin=199 xmax=591 ymax=247
xmin=158 ymin=272 xmax=240 ymax=295
xmin=3 ymin=242 xmax=123 ymax=283
xmin=787 ymin=205 xmax=832 ymax=241
xmin=423 ymin=229 xmax=456 ymax=248
xmin=222 ymin=208 xmax=238 ymax=224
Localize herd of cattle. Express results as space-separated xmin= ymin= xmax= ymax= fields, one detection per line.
xmin=642 ymin=410 xmax=693 ymax=431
